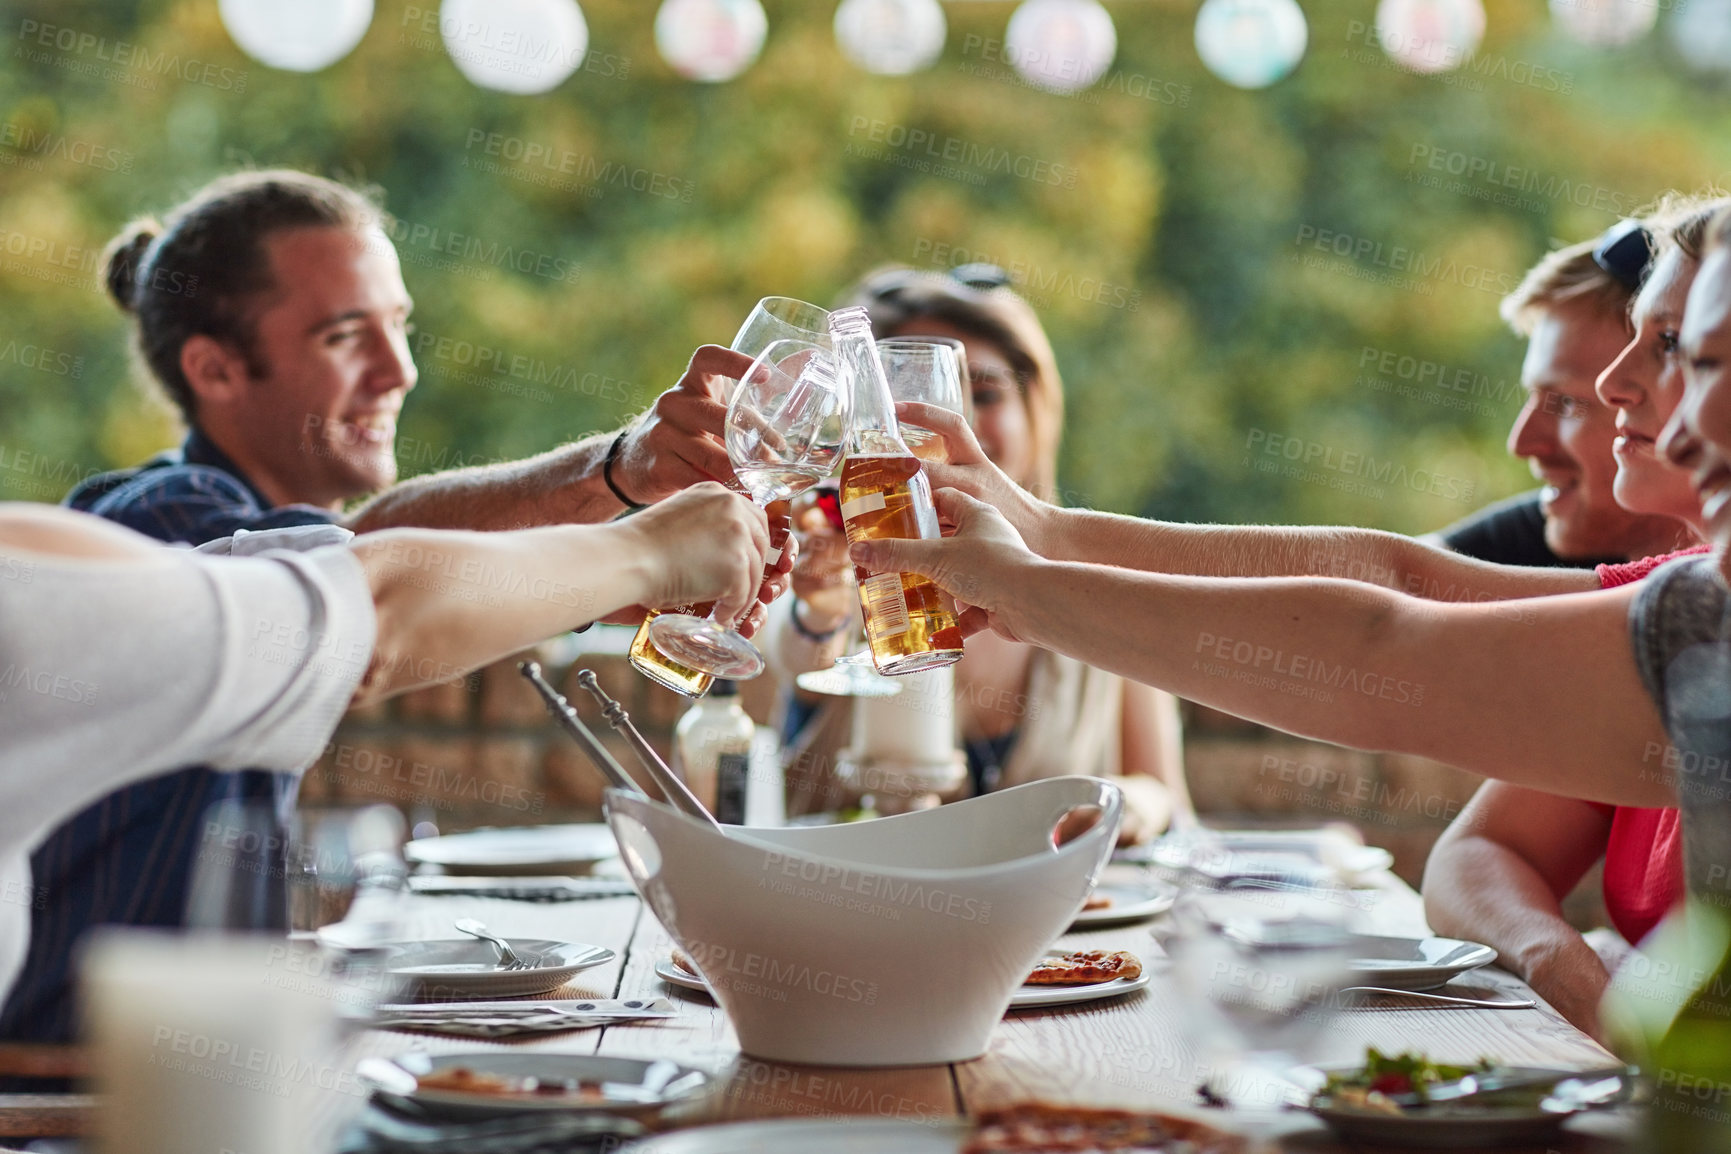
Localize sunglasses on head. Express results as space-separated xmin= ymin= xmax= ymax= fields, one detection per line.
xmin=1593 ymin=218 xmax=1654 ymax=291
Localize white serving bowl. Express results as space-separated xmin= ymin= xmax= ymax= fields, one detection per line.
xmin=606 ymin=776 xmax=1122 ymax=1066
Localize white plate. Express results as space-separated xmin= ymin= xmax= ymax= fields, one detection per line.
xmin=383 ymin=938 xmax=615 ymax=998
xmin=405 ymin=824 xmax=619 ymax=875
xmin=378 ymin=1052 xmax=713 ymax=1121
xmin=1349 ymin=935 xmax=1497 ymax=992
xmin=654 ymin=957 xmax=1149 ymax=1010
xmin=1070 ymin=881 xmax=1178 ymax=928
xmin=624 ymin=1117 xmax=970 ymax=1152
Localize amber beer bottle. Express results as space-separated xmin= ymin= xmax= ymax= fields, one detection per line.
xmin=830 ymin=306 xmax=964 ymax=675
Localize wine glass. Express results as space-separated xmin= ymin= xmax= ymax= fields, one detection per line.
xmin=650 ymin=339 xmax=850 ymax=678
xmin=628 ymin=298 xmax=831 ymax=698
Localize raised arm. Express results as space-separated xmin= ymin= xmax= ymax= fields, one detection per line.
xmin=346 ymin=346 xmax=752 ymax=533
xmin=850 ymin=488 xmax=1672 ymax=808
xmin=902 ymin=402 xmax=1599 ymax=604
xmin=349 ymin=482 xmax=768 ymax=702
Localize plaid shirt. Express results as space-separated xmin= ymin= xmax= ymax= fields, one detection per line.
xmin=0 ymin=431 xmax=338 ymax=1046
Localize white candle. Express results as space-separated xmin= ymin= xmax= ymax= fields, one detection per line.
xmin=851 ymin=666 xmax=957 ymax=764
xmin=83 ymin=931 xmax=361 ymax=1154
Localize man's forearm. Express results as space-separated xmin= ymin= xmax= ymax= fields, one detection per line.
xmin=345 ymin=432 xmax=625 ymax=533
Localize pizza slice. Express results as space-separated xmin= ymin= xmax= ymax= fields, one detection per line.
xmin=963 ymin=1102 xmax=1244 ymax=1153
xmin=1024 ymin=949 xmax=1143 ymax=986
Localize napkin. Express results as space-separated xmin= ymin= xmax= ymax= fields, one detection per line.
xmin=335 ymin=1096 xmax=644 ymax=1153
xmin=371 ymin=997 xmax=677 ymax=1038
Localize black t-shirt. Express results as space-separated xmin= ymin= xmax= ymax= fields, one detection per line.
xmin=1436 ymin=490 xmax=1620 ymax=570
xmin=1629 ymin=555 xmax=1731 ymax=904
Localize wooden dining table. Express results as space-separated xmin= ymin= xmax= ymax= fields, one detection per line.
xmin=320 ymin=860 xmax=1640 ymax=1152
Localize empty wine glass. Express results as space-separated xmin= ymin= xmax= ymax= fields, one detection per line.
xmin=733 ymin=296 xmax=833 ymax=363
xmin=651 ymin=339 xmax=850 ymax=678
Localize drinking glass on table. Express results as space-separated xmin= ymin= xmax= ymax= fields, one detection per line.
xmin=1157 ymin=868 xmax=1361 ymax=1146
xmin=628 ymin=297 xmax=833 ymax=698
xmin=648 ymin=339 xmax=849 ymax=679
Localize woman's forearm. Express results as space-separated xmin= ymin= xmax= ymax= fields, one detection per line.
xmin=1000 ymin=560 xmax=1670 ymax=806
xmin=1035 ymin=507 xmax=1597 ymax=602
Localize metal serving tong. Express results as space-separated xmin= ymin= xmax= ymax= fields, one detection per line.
xmin=518 ymin=661 xmax=721 ymax=830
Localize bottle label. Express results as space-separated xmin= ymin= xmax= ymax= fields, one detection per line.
xmin=840 ymin=491 xmax=886 ymax=522
xmin=715 ymin=753 xmax=750 ymax=825
xmin=859 ymin=572 xmax=911 ymax=638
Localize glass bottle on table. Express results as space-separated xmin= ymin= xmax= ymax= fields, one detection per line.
xmin=628 ymin=296 xmax=832 ymax=697
xmin=831 ymin=305 xmax=964 ymax=676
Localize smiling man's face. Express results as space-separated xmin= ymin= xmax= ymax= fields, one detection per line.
xmin=217 ymin=225 xmax=418 ymax=509
xmin=1508 ymin=300 xmax=1679 ymax=559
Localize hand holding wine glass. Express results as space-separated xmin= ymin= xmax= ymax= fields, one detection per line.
xmin=649 ymin=339 xmax=849 ymax=679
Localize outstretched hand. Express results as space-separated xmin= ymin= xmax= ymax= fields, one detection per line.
xmin=622 ymin=482 xmax=770 ymax=629
xmin=846 ymin=487 xmax=1040 ymax=643
xmin=613 ymin=345 xmax=755 ymax=506
xmin=896 ymin=401 xmax=1053 ymax=553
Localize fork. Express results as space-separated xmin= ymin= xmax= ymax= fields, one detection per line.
xmin=454 ymin=918 xmax=536 ymax=970
xmin=1339 ymin=986 xmax=1535 ymax=1009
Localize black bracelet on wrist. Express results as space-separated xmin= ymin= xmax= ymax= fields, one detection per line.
xmin=790 ymin=598 xmax=844 ymax=643
xmin=603 ymin=428 xmax=647 ymax=511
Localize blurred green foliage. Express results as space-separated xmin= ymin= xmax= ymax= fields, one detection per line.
xmin=1 ymin=0 xmax=1727 ymax=531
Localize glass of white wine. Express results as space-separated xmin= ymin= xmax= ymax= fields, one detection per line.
xmin=649 ymin=338 xmax=850 ymax=679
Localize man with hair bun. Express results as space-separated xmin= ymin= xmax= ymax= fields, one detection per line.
xmin=2 ymin=168 xmax=780 ymax=1046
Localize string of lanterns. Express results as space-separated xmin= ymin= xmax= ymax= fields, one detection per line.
xmin=215 ymin=0 xmax=1731 ymax=94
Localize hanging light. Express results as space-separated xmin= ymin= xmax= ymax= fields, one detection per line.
xmin=1550 ymin=0 xmax=1656 ymax=47
xmin=1669 ymin=0 xmax=1731 ymax=70
xmin=439 ymin=0 xmax=588 ymax=95
xmin=1375 ymin=0 xmax=1486 ymax=73
xmin=218 ymin=0 xmax=374 ymax=72
xmin=655 ymin=0 xmax=769 ymax=83
xmin=1194 ymin=0 xmax=1308 ymax=88
xmin=835 ymin=0 xmax=947 ymax=75
xmin=1005 ymin=0 xmax=1117 ymax=93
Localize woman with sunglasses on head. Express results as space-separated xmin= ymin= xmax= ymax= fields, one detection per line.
xmin=766 ymin=265 xmax=1193 ymax=844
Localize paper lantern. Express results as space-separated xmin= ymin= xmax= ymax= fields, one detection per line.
xmin=1550 ymin=0 xmax=1657 ymax=47
xmin=1005 ymin=0 xmax=1117 ymax=93
xmin=655 ymin=0 xmax=769 ymax=82
xmin=439 ymin=0 xmax=588 ymax=95
xmin=218 ymin=0 xmax=374 ymax=72
xmin=1670 ymin=0 xmax=1731 ymax=71
xmin=1375 ymin=0 xmax=1486 ymax=73
xmin=835 ymin=0 xmax=947 ymax=75
xmin=1195 ymin=0 xmax=1308 ymax=88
